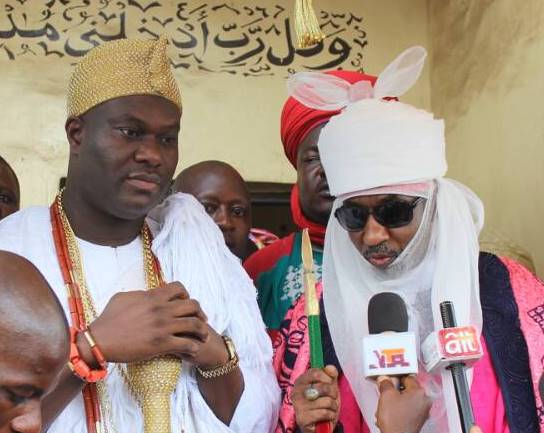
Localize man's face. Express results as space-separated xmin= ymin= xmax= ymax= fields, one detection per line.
xmin=296 ymin=125 xmax=335 ymax=226
xmin=0 ymin=339 xmax=66 ymax=433
xmin=345 ymin=194 xmax=426 ymax=269
xmin=188 ymin=171 xmax=252 ymax=260
xmin=66 ymin=95 xmax=180 ymax=220
xmin=0 ymin=162 xmax=19 ymax=221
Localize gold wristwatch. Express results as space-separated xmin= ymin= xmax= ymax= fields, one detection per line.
xmin=196 ymin=335 xmax=239 ymax=379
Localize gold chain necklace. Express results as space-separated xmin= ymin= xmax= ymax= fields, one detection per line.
xmin=57 ymin=191 xmax=181 ymax=433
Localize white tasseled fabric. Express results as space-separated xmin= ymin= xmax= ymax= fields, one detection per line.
xmin=148 ymin=193 xmax=280 ymax=432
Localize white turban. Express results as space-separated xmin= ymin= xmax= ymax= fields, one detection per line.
xmin=319 ymin=100 xmax=447 ymax=196
xmin=287 ymin=47 xmax=484 ymax=433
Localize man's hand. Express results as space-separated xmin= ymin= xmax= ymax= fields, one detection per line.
xmin=45 ymin=284 xmax=244 ymax=428
xmin=375 ymin=376 xmax=431 ymax=433
xmin=292 ymin=365 xmax=340 ymax=433
xmin=78 ymin=281 xmax=228 ymax=368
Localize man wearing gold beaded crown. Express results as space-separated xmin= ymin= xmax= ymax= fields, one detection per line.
xmin=0 ymin=36 xmax=280 ymax=433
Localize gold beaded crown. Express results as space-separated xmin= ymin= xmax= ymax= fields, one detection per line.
xmin=67 ymin=36 xmax=182 ymax=117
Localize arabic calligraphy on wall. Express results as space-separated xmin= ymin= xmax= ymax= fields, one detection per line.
xmin=0 ymin=0 xmax=368 ymax=76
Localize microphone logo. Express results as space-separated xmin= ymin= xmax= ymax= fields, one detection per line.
xmin=439 ymin=326 xmax=481 ymax=358
xmin=370 ymin=348 xmax=411 ymax=370
xmin=363 ymin=332 xmax=418 ymax=377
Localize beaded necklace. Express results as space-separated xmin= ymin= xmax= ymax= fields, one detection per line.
xmin=50 ymin=190 xmax=173 ymax=433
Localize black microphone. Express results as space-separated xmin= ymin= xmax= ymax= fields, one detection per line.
xmin=440 ymin=301 xmax=475 ymax=433
xmin=368 ymin=292 xmax=409 ymax=334
xmin=363 ymin=293 xmax=418 ymax=379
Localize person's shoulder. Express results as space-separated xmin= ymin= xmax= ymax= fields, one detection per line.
xmin=0 ymin=206 xmax=49 ymax=234
xmin=497 ymin=254 xmax=543 ymax=291
xmin=479 ymin=251 xmax=543 ymax=296
xmin=478 ymin=251 xmax=505 ymax=275
xmin=479 ymin=251 xmax=540 ymax=278
xmin=244 ymin=232 xmax=297 ymax=279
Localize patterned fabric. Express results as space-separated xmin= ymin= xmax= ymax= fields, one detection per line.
xmin=272 ymin=253 xmax=541 ymax=433
xmin=272 ymin=282 xmax=367 ymax=433
xmin=67 ymin=36 xmax=182 ymax=117
xmin=244 ymin=231 xmax=323 ymax=331
xmin=273 ymin=283 xmax=322 ymax=433
xmin=500 ymin=256 xmax=544 ymax=432
xmin=478 ymin=253 xmax=540 ymax=433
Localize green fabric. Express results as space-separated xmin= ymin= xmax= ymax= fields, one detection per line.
xmin=256 ymin=231 xmax=323 ymax=330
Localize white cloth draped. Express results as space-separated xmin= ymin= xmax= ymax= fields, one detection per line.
xmin=0 ymin=193 xmax=280 ymax=433
xmin=322 ymin=181 xmax=484 ymax=433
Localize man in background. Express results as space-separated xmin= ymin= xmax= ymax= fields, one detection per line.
xmin=174 ymin=160 xmax=277 ymax=261
xmin=0 ymin=156 xmax=20 ymax=221
xmin=244 ymin=70 xmax=379 ymax=333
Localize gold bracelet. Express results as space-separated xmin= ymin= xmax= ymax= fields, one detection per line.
xmin=196 ymin=335 xmax=239 ymax=379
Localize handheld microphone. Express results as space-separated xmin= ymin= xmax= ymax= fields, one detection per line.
xmin=421 ymin=324 xmax=482 ymax=373
xmin=363 ymin=292 xmax=418 ymax=379
xmin=437 ymin=301 xmax=476 ymax=433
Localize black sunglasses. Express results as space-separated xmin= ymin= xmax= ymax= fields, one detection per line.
xmin=334 ymin=197 xmax=423 ymax=231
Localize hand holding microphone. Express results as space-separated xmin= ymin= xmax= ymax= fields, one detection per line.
xmin=363 ymin=292 xmax=418 ymax=382
xmin=367 ymin=295 xmax=483 ymax=433
xmin=376 ymin=376 xmax=431 ymax=433
xmin=364 ymin=293 xmax=432 ymax=432
xmin=421 ymin=301 xmax=483 ymax=433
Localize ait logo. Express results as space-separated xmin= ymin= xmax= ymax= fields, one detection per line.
xmin=439 ymin=326 xmax=480 ymax=357
xmin=369 ymin=348 xmax=410 ymax=370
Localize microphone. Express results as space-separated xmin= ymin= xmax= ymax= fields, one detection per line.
xmin=435 ymin=301 xmax=477 ymax=433
xmin=421 ymin=324 xmax=482 ymax=373
xmin=363 ymin=292 xmax=418 ymax=379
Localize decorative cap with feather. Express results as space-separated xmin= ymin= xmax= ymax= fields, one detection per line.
xmin=287 ymin=46 xmax=446 ymax=197
xmin=280 ymin=70 xmax=378 ymax=168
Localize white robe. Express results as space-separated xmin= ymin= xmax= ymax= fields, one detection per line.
xmin=0 ymin=193 xmax=280 ymax=433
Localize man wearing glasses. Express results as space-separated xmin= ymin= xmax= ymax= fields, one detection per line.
xmin=275 ymin=47 xmax=542 ymax=433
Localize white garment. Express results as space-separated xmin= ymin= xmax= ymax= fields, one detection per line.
xmin=318 ymin=99 xmax=446 ymax=197
xmin=323 ymin=181 xmax=483 ymax=433
xmin=0 ymin=193 xmax=280 ymax=433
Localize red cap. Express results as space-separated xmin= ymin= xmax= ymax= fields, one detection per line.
xmin=280 ymin=70 xmax=377 ymax=168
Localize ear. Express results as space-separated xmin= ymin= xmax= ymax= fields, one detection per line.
xmin=65 ymin=117 xmax=85 ymax=156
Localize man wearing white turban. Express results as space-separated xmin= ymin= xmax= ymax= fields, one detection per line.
xmin=274 ymin=47 xmax=544 ymax=433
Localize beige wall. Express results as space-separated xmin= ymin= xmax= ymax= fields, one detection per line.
xmin=0 ymin=0 xmax=430 ymax=207
xmin=428 ymin=0 xmax=544 ymax=276
xmin=3 ymin=1 xmax=541 ymax=274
